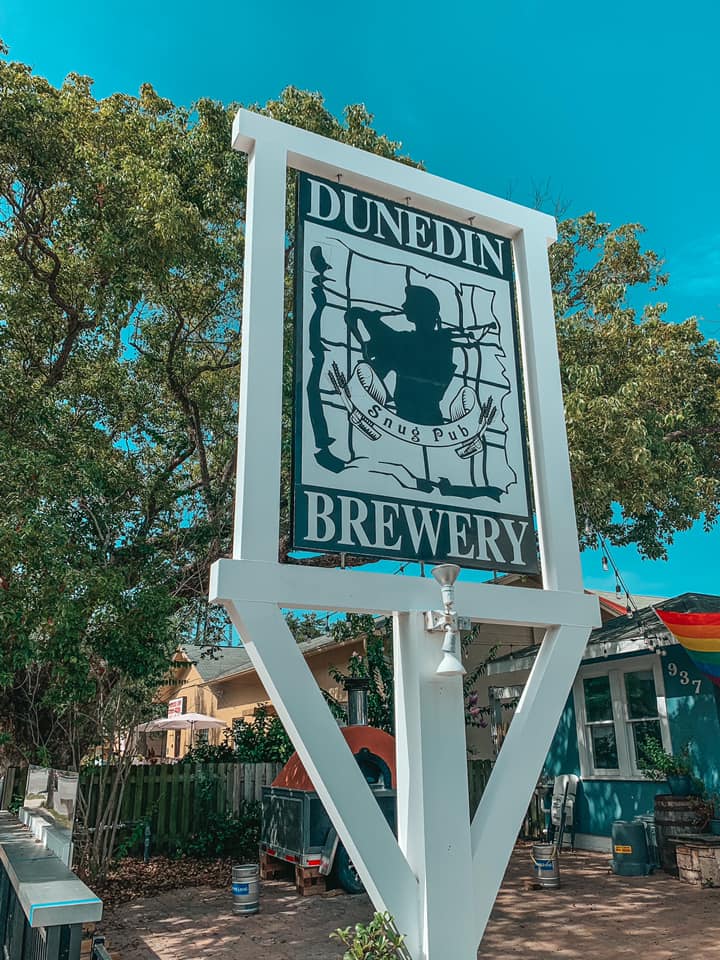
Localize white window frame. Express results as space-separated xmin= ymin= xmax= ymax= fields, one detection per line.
xmin=573 ymin=654 xmax=671 ymax=780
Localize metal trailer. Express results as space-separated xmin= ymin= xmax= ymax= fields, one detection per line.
xmin=260 ymin=680 xmax=397 ymax=894
xmin=260 ymin=778 xmax=396 ymax=894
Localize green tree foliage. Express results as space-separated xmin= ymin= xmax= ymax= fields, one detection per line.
xmin=0 ymin=48 xmax=408 ymax=871
xmin=327 ymin=616 xmax=395 ymax=733
xmin=180 ymin=705 xmax=294 ymax=764
xmin=283 ymin=610 xmax=333 ymax=642
xmin=0 ymin=42 xmax=412 ymax=781
xmin=2 ymin=39 xmax=720 ymax=794
xmin=231 ymin=705 xmax=294 ymax=763
xmin=551 ymin=214 xmax=720 ymax=557
xmin=0 ymin=42 xmax=246 ymax=770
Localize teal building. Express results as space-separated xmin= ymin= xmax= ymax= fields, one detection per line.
xmin=487 ymin=594 xmax=720 ymax=850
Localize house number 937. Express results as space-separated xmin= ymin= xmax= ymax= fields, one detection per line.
xmin=667 ymin=661 xmax=702 ymax=694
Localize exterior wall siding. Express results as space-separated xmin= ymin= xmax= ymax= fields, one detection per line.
xmin=158 ymin=638 xmax=367 ymax=757
xmin=663 ymin=644 xmax=720 ymax=794
xmin=463 ymin=624 xmax=540 ymax=758
xmin=543 ymin=643 xmax=720 ymax=840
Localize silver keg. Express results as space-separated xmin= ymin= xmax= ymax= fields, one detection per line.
xmin=232 ymin=863 xmax=260 ymax=915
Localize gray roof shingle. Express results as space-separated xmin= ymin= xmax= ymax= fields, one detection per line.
xmin=177 ymin=643 xmax=251 ymax=682
xmin=177 ymin=632 xmax=352 ymax=684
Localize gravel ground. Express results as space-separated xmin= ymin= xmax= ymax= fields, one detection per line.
xmin=101 ymin=846 xmax=720 ymax=959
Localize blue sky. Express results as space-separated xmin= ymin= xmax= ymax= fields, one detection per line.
xmin=2 ymin=1 xmax=719 ymax=600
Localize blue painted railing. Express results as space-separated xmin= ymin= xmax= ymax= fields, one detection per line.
xmin=0 ymin=811 xmax=102 ymax=960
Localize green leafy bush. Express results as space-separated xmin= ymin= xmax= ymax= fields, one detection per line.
xmin=639 ymin=737 xmax=693 ymax=779
xmin=179 ymin=705 xmax=294 ymax=764
xmin=115 ymin=818 xmax=151 ymax=861
xmin=331 ymin=912 xmax=406 ymax=959
xmin=175 ymin=801 xmax=261 ymax=859
xmin=231 ymin=706 xmax=294 ymax=763
xmin=179 ymin=736 xmax=237 ymax=764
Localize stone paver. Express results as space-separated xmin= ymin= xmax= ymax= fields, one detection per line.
xmin=103 ymin=882 xmax=369 ymax=960
xmin=102 ymin=847 xmax=720 ymax=959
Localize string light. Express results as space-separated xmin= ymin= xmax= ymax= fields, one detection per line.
xmin=597 ymin=532 xmax=639 ymax=616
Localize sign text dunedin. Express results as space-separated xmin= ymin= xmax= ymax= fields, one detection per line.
xmin=293 ymin=174 xmax=536 ymax=573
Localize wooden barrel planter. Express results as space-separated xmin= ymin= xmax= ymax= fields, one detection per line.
xmin=654 ymin=794 xmax=711 ymax=874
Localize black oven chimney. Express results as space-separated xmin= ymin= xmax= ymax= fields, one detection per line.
xmin=344 ymin=677 xmax=370 ymax=727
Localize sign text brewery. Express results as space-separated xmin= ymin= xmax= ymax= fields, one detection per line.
xmin=292 ymin=174 xmax=536 ymax=572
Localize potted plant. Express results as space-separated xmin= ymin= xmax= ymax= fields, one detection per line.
xmin=639 ymin=738 xmax=695 ymax=795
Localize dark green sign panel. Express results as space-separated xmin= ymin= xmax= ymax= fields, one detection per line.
xmin=292 ymin=173 xmax=536 ymax=573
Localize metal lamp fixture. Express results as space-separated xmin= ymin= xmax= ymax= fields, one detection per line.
xmin=429 ymin=564 xmax=466 ymax=677
xmin=432 ymin=562 xmax=460 ymax=605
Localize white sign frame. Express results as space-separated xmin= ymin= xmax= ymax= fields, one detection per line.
xmin=210 ymin=109 xmax=599 ymax=960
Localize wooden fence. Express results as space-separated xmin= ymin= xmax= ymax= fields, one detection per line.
xmin=467 ymin=758 xmax=493 ymax=817
xmin=5 ymin=756 xmax=543 ymax=856
xmin=78 ymin=762 xmax=282 ymax=854
xmin=467 ymin=759 xmax=546 ymax=839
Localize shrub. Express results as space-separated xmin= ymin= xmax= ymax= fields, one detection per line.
xmin=331 ymin=912 xmax=407 ymax=959
xmin=638 ymin=737 xmax=693 ymax=780
xmin=175 ymin=802 xmax=261 ymax=860
xmin=232 ymin=706 xmax=294 ymax=763
xmin=180 ymin=736 xmax=236 ymax=764
xmin=180 ymin=705 xmax=294 ymax=764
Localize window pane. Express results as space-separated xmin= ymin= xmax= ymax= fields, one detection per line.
xmin=590 ymin=724 xmax=619 ymax=769
xmin=631 ymin=719 xmax=662 ymax=767
xmin=584 ymin=676 xmax=613 ymax=722
xmin=624 ymin=670 xmax=658 ymax=719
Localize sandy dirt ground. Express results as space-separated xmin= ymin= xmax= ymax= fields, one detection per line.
xmin=101 ymin=847 xmax=720 ymax=959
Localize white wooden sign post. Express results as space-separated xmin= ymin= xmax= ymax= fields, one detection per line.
xmin=210 ymin=110 xmax=600 ymax=959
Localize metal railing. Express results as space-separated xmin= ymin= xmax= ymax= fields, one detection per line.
xmin=90 ymin=936 xmax=113 ymax=960
xmin=0 ymin=868 xmax=83 ymax=960
xmin=0 ymin=810 xmax=101 ymax=960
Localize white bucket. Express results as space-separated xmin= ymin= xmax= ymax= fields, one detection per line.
xmin=531 ymin=843 xmax=560 ymax=888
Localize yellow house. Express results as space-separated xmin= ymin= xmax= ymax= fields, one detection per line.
xmin=154 ymin=581 xmax=630 ymax=760
xmin=157 ymin=632 xmax=366 ymax=758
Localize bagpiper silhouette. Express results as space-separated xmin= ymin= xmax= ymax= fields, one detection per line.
xmin=345 ymin=285 xmax=457 ymax=426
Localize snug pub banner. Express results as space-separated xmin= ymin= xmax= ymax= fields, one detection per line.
xmin=292 ymin=173 xmax=537 ymax=573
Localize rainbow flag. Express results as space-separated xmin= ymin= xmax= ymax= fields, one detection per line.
xmin=655 ymin=609 xmax=720 ymax=688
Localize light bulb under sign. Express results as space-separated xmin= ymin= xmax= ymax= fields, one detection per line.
xmin=426 ymin=564 xmax=466 ymax=677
